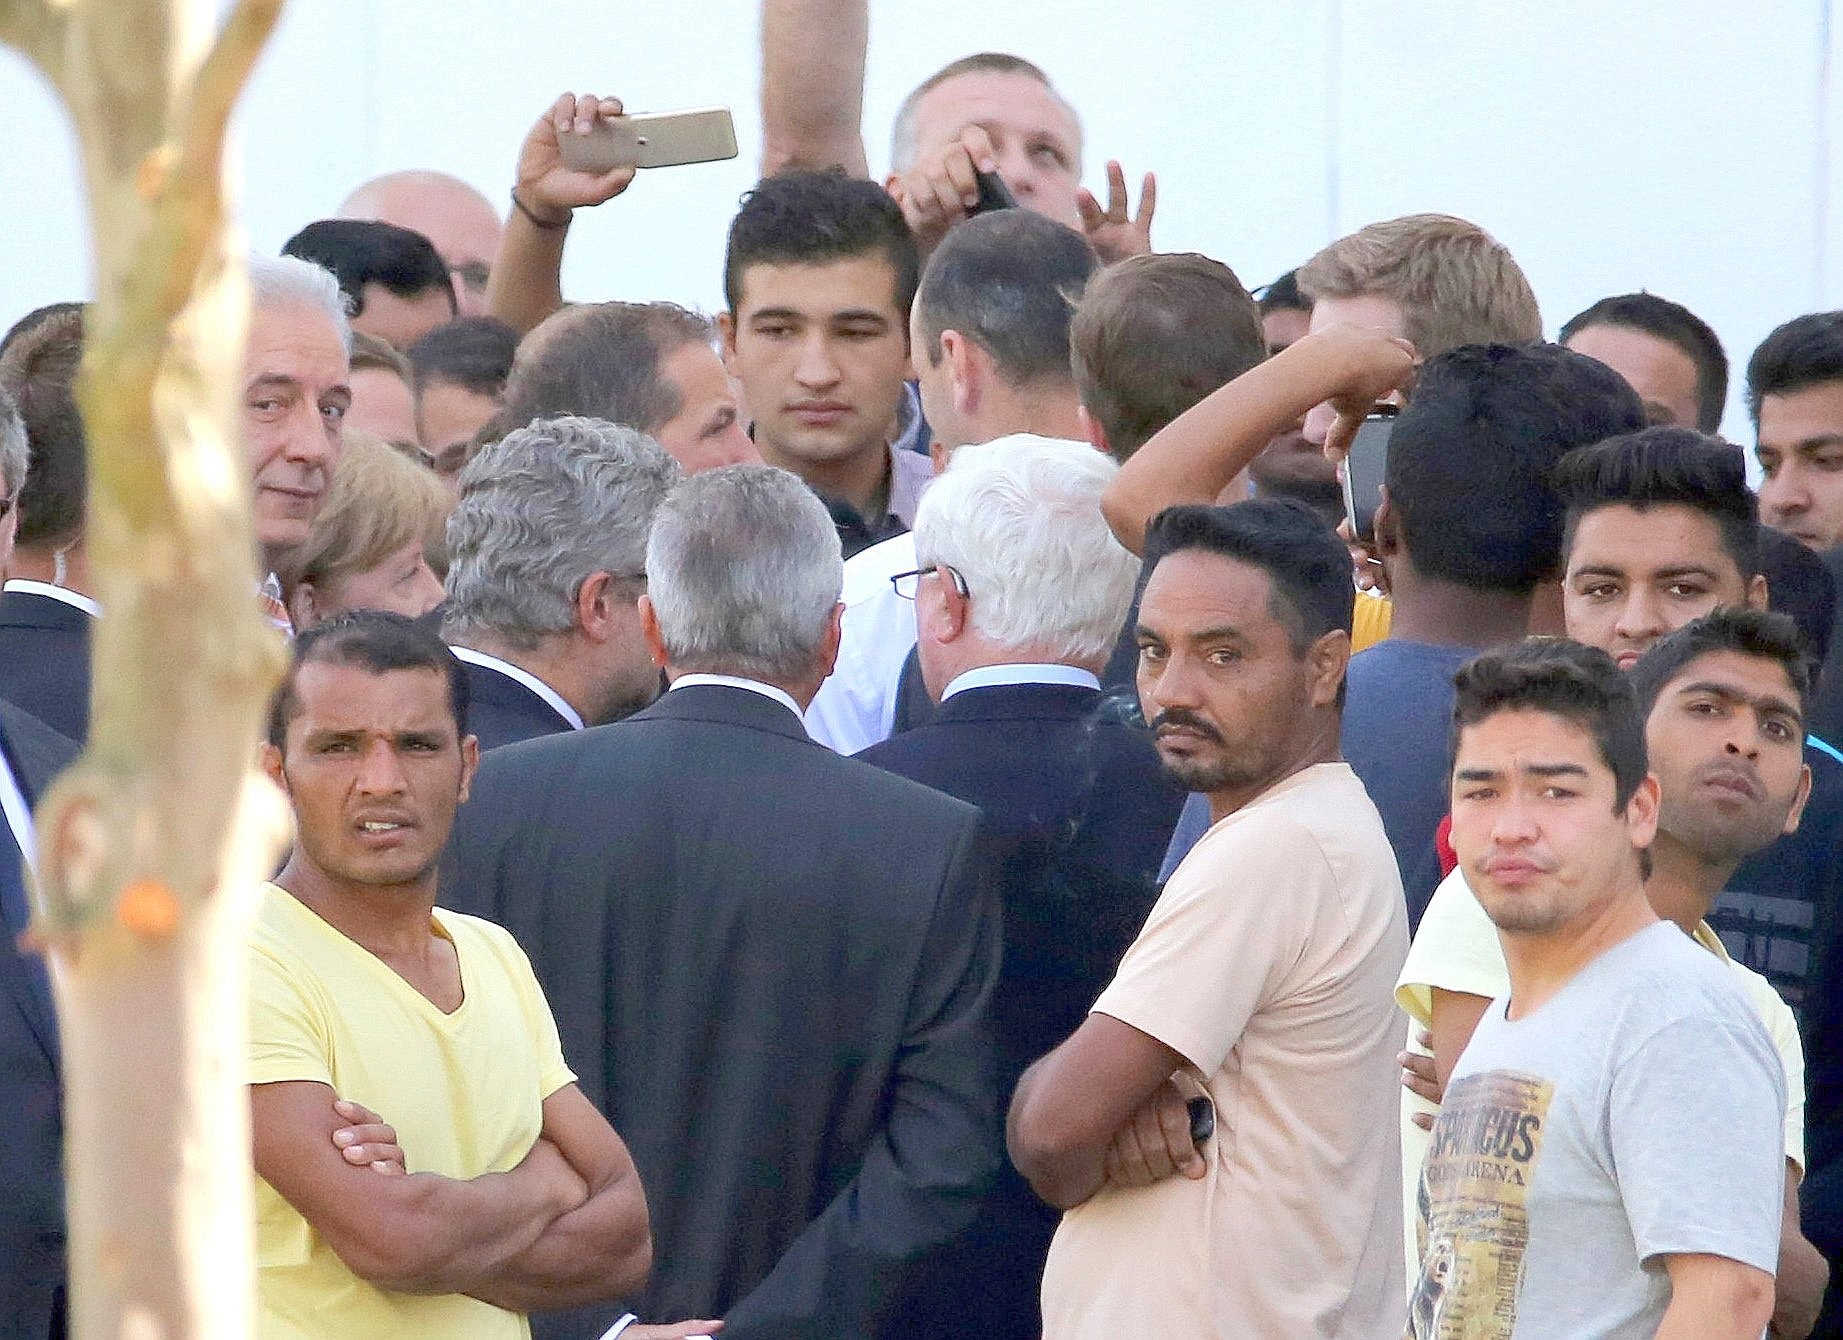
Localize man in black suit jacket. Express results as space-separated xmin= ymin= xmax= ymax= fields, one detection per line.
xmin=0 ymin=701 xmax=79 ymax=1339
xmin=445 ymin=465 xmax=1002 ymax=1340
xmin=0 ymin=305 xmax=95 ymax=744
xmin=441 ymin=416 xmax=680 ymax=751
xmin=857 ymin=436 xmax=1182 ymax=1338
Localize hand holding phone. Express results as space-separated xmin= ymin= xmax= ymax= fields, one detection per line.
xmin=557 ymin=106 xmax=739 ymax=173
xmin=1340 ymin=407 xmax=1397 ymax=546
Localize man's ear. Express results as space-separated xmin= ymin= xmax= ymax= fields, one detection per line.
xmin=456 ymin=734 xmax=481 ymax=804
xmin=637 ymin=593 xmax=670 ymax=669
xmin=920 ymin=565 xmax=970 ymax=646
xmin=1306 ymin=628 xmax=1351 ymax=709
xmin=814 ymin=601 xmax=845 ymax=681
xmin=576 ymin=571 xmax=625 ymax=644
xmin=717 ymin=311 xmax=740 ymax=369
xmin=260 ymin=740 xmax=288 ymax=794
xmin=1746 ymin=571 xmax=1770 ymax=611
xmin=286 ymin=582 xmax=318 ymax=632
xmin=1625 ymin=773 xmax=1662 ymax=851
xmin=942 ymin=329 xmax=985 ymax=420
xmin=1782 ymin=762 xmax=1814 ymax=838
xmin=1372 ymin=488 xmax=1404 ymax=559
xmin=1078 ymin=404 xmax=1111 ymax=458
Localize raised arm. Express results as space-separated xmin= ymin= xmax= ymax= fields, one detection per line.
xmin=465 ymin=1082 xmax=654 ymax=1312
xmin=252 ymin=1079 xmax=586 ymax=1295
xmin=1100 ymin=325 xmax=1417 ymax=555
xmin=759 ymin=0 xmax=870 ymax=177
xmin=487 ymin=92 xmax=638 ymax=336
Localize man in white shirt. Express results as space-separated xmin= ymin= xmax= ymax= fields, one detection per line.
xmin=441 ymin=416 xmax=680 ymax=751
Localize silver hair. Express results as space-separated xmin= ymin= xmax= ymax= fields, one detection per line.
xmin=913 ymin=434 xmax=1136 ymax=663
xmin=443 ymin=416 xmax=682 ymax=649
xmin=645 ymin=464 xmax=842 ymax=681
xmin=248 ymin=253 xmax=352 ymax=351
xmin=0 ymin=385 xmax=25 ymax=500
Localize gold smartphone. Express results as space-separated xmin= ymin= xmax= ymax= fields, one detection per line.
xmin=557 ymin=106 xmax=738 ymax=172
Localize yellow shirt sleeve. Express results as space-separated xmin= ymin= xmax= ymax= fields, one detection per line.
xmin=248 ymin=937 xmax=335 ymax=1089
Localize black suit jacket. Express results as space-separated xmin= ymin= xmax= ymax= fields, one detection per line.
xmin=857 ymin=681 xmax=1184 ymax=1338
xmin=0 ymin=592 xmax=92 ymax=745
xmin=0 ymin=703 xmax=78 ymax=1340
xmin=444 ymin=684 xmax=1002 ymax=1339
xmin=453 ymin=655 xmax=574 ymax=753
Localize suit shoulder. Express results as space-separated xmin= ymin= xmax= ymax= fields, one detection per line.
xmin=819 ymin=745 xmax=981 ymax=829
xmin=0 ymin=702 xmax=78 ymax=788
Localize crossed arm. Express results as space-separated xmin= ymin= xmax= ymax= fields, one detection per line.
xmin=254 ymin=1079 xmax=651 ymax=1309
xmin=1007 ymin=1013 xmax=1203 ymax=1210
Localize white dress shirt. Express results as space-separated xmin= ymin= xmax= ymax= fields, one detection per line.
xmin=447 ymin=645 xmax=585 ymax=730
xmin=805 ymin=532 xmax=917 ymax=754
xmin=940 ymin=663 xmax=1101 ymax=700
xmin=2 ymin=578 xmax=101 ymax=618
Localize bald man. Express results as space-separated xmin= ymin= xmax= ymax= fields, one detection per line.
xmin=339 ymin=171 xmax=503 ymax=318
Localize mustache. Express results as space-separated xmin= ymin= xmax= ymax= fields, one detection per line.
xmin=1150 ymin=708 xmax=1224 ymax=743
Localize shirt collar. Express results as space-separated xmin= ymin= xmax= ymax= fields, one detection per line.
xmin=3 ymin=579 xmax=100 ymax=618
xmin=1691 ymin=919 xmax=1733 ymax=962
xmin=941 ymin=663 xmax=1101 ymax=701
xmin=447 ymin=645 xmax=586 ymax=730
xmin=887 ymin=442 xmax=935 ymax=529
xmin=669 ymin=673 xmax=807 ymax=729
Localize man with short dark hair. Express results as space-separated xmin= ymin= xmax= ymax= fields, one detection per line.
xmin=1548 ymin=426 xmax=1843 ymax=1333
xmin=1011 ymin=499 xmax=1407 ymax=1340
xmin=405 ymin=316 xmax=518 ymax=481
xmin=1560 ymin=291 xmax=1729 ymax=433
xmin=0 ymin=304 xmax=94 ymax=741
xmin=1411 ymin=637 xmax=1782 ymax=1339
xmin=1132 ymin=339 xmax=1645 ymax=923
xmin=1750 ymin=311 xmax=1843 ymax=555
xmin=1398 ymin=609 xmax=1829 ymax=1337
xmin=503 ymin=302 xmax=758 ymax=475
xmin=252 ymin=611 xmax=654 ymax=1338
xmin=338 ymin=171 xmax=504 ymax=318
xmin=446 ymin=464 xmax=1002 ymax=1339
xmin=441 ymin=417 xmax=680 ymax=750
xmin=282 ymin=219 xmax=458 ymax=350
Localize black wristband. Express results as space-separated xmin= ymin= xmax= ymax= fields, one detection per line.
xmin=510 ymin=190 xmax=569 ymax=231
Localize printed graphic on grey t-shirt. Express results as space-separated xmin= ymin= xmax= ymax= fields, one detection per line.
xmin=1409 ymin=1069 xmax=1554 ymax=1339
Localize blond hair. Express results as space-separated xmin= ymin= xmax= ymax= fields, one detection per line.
xmin=1297 ymin=213 xmax=1541 ymax=359
xmin=284 ymin=432 xmax=449 ymax=591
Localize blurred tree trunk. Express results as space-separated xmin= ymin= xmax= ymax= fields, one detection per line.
xmin=0 ymin=0 xmax=291 ymax=1334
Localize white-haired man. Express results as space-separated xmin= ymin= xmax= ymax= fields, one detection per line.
xmin=245 ymin=255 xmax=353 ymax=624
xmin=858 ymin=436 xmax=1184 ymax=1337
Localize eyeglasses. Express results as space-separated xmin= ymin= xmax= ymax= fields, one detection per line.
xmin=889 ymin=564 xmax=968 ymax=600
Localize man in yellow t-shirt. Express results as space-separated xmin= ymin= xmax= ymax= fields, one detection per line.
xmin=249 ymin=611 xmax=679 ymax=1340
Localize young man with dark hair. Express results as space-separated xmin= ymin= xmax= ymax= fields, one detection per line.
xmin=405 ymin=316 xmax=518 ymax=480
xmin=1410 ymin=637 xmax=1783 ymax=1339
xmin=252 ymin=610 xmax=658 ymax=1338
xmin=1011 ymin=498 xmax=1407 ymax=1340
xmin=717 ymin=170 xmax=924 ymax=558
xmin=1560 ymin=291 xmax=1729 ymax=433
xmin=282 ymin=219 xmax=459 ymax=350
xmin=502 ymin=301 xmax=757 ymax=476
xmin=1247 ymin=268 xmax=1340 ymax=522
xmin=0 ymin=304 xmax=94 ymax=741
xmin=1400 ymin=610 xmax=1828 ymax=1337
xmin=1749 ymin=311 xmax=1843 ymax=555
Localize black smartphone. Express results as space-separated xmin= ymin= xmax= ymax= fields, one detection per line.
xmin=1187 ymin=1095 xmax=1214 ymax=1148
xmin=970 ymin=168 xmax=1016 ymax=216
xmin=1340 ymin=407 xmax=1397 ymax=545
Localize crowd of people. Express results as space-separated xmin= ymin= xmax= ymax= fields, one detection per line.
xmin=4 ymin=3 xmax=1843 ymax=1338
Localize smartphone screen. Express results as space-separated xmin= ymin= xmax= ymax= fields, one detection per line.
xmin=1340 ymin=409 xmax=1396 ymax=545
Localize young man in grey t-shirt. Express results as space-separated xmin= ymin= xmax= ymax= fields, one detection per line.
xmin=1410 ymin=639 xmax=1784 ymax=1339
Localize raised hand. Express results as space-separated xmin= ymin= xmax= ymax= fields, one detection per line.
xmin=1076 ymin=161 xmax=1156 ymax=264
